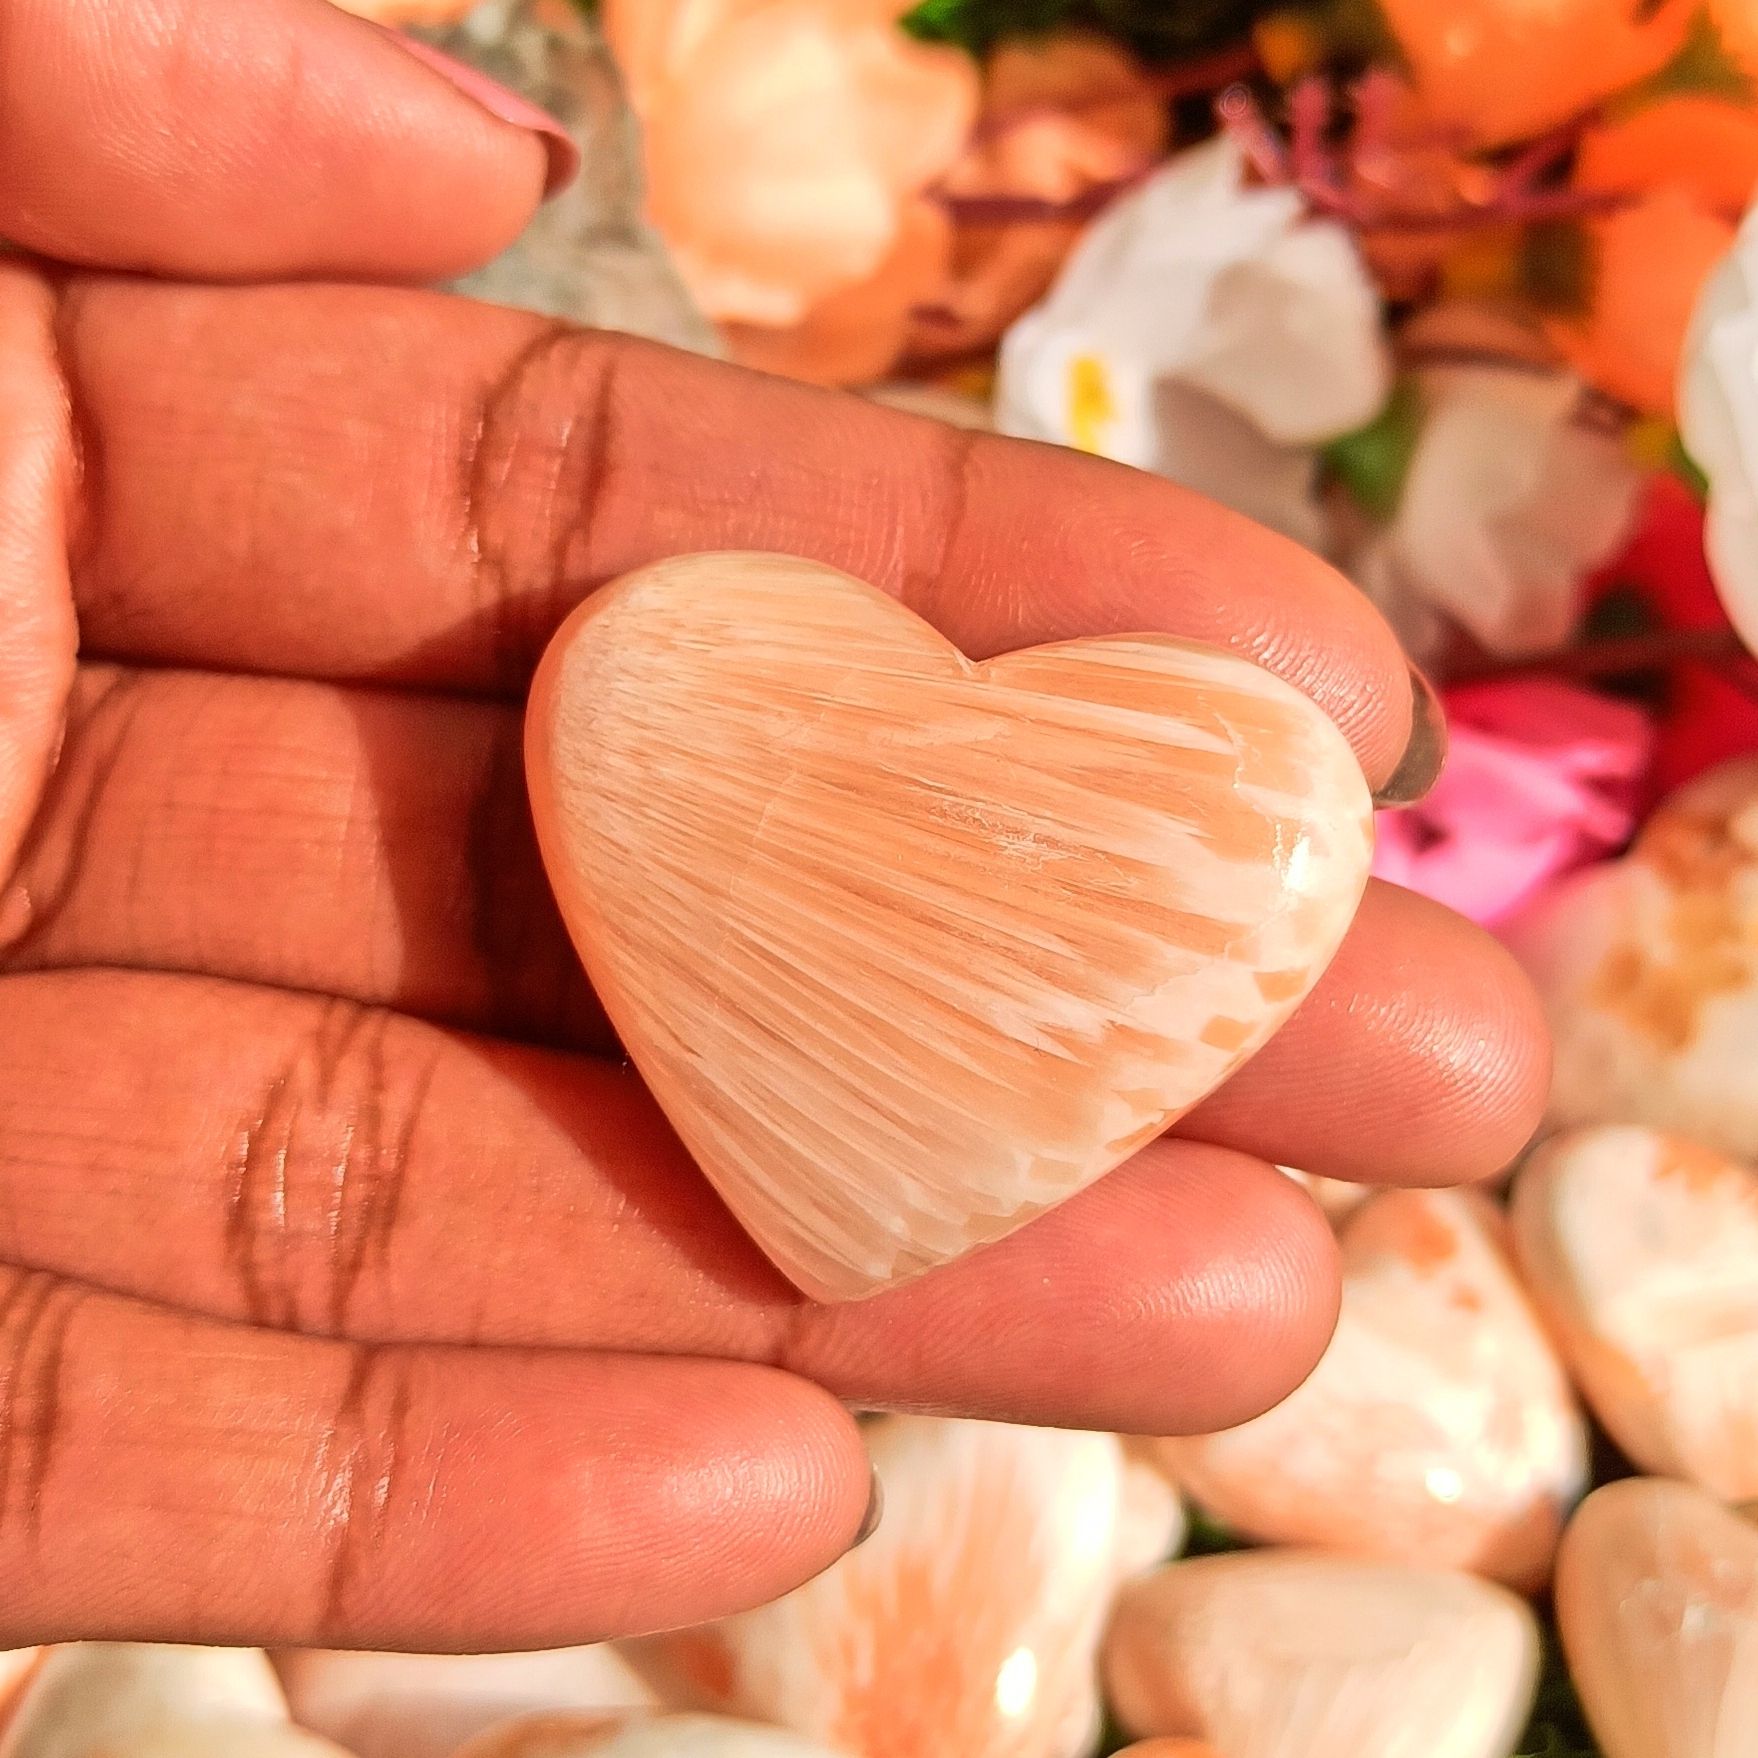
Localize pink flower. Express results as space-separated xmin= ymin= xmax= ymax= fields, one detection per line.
xmin=1372 ymin=679 xmax=1653 ymax=928
xmin=603 ymin=0 xmax=978 ymax=385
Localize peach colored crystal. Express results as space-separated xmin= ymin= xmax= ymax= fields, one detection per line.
xmin=0 ymin=1646 xmax=353 ymax=1758
xmin=1556 ymin=1478 xmax=1758 ymax=1758
xmin=627 ymin=1417 xmax=1129 ymax=1758
xmin=1110 ymin=1745 xmax=1225 ymax=1758
xmin=452 ymin=1713 xmax=846 ymax=1758
xmin=1155 ymin=1189 xmax=1587 ymax=1589
xmin=1505 ymin=758 xmax=1758 ymax=1161
xmin=273 ymin=1649 xmax=656 ymax=1758
xmin=1104 ymin=1552 xmax=1540 ymax=1758
xmin=527 ymin=554 xmax=1372 ymax=1300
xmin=1513 ymin=1125 xmax=1758 ymax=1502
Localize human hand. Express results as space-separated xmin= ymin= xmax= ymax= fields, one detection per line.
xmin=0 ymin=0 xmax=1547 ymax=1654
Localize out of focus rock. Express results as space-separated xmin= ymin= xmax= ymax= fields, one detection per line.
xmin=274 ymin=1648 xmax=655 ymax=1758
xmin=1154 ymin=1190 xmax=1587 ymax=1590
xmin=1556 ymin=1478 xmax=1758 ymax=1758
xmin=629 ymin=1417 xmax=1125 ymax=1758
xmin=1105 ymin=1550 xmax=1540 ymax=1756
xmin=1504 ymin=758 xmax=1758 ymax=1159
xmin=1513 ymin=1125 xmax=1758 ymax=1502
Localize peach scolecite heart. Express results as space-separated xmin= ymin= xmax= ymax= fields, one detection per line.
xmin=527 ymin=552 xmax=1373 ymax=1300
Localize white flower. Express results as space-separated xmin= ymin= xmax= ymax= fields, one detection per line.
xmin=995 ymin=135 xmax=1390 ymax=549
xmin=1353 ymin=363 xmax=1642 ymax=659
xmin=1681 ymin=204 xmax=1758 ymax=659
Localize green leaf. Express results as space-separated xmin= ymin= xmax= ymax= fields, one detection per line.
xmin=1671 ymin=431 xmax=1711 ymax=499
xmin=1521 ymin=219 xmax=1596 ymax=318
xmin=901 ymin=0 xmax=1081 ymax=51
xmin=1513 ymin=1623 xmax=1602 ymax=1758
xmin=1320 ymin=380 xmax=1424 ymax=520
xmin=902 ymin=0 xmax=1268 ymax=56
xmin=1182 ymin=1500 xmax=1251 ymax=1557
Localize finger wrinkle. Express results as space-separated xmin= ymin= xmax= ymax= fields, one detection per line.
xmin=899 ymin=422 xmax=980 ymax=622
xmin=461 ymin=322 xmax=620 ymax=693
xmin=0 ymin=1269 xmax=83 ymax=1553
xmin=314 ymin=1342 xmax=421 ymax=1640
xmin=0 ymin=666 xmax=148 ymax=961
xmin=224 ymin=999 xmax=434 ymax=1336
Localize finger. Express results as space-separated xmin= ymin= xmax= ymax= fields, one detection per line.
xmin=0 ymin=664 xmax=615 ymax=1053
xmin=1181 ymin=881 xmax=1553 ymax=1186
xmin=0 ymin=1266 xmax=868 ymax=1649
xmin=3 ymin=666 xmax=1541 ymax=1185
xmin=0 ymin=266 xmax=76 ymax=879
xmin=0 ymin=0 xmax=558 ymax=281
xmin=0 ymin=667 xmax=1542 ymax=1186
xmin=62 ymin=278 xmax=1417 ymax=787
xmin=0 ymin=970 xmax=1336 ymax=1435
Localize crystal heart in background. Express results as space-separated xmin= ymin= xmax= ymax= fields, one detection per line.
xmin=527 ymin=553 xmax=1374 ymax=1300
xmin=1103 ymin=1550 xmax=1541 ymax=1758
xmin=1504 ymin=757 xmax=1758 ymax=1162
xmin=0 ymin=1646 xmax=352 ymax=1758
xmin=1153 ymin=1188 xmax=1588 ymax=1589
xmin=1512 ymin=1124 xmax=1758 ymax=1501
xmin=627 ymin=1415 xmax=1131 ymax=1758
xmin=273 ymin=1649 xmax=656 ymax=1758
xmin=1555 ymin=1477 xmax=1758 ymax=1758
xmin=452 ymin=1713 xmax=846 ymax=1758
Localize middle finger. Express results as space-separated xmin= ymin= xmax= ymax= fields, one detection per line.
xmin=2 ymin=664 xmax=1547 ymax=1186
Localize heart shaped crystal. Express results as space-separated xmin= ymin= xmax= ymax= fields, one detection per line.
xmin=527 ymin=553 xmax=1372 ymax=1299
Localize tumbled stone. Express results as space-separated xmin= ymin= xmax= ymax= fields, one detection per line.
xmin=1512 ymin=1124 xmax=1758 ymax=1502
xmin=1155 ymin=1189 xmax=1587 ymax=1588
xmin=1555 ymin=1478 xmax=1758 ymax=1758
xmin=1105 ymin=1551 xmax=1540 ymax=1758
xmin=628 ymin=1417 xmax=1129 ymax=1758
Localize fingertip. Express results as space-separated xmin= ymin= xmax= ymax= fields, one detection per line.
xmin=544 ymin=1360 xmax=875 ymax=1635
xmin=1140 ymin=1145 xmax=1342 ymax=1433
xmin=786 ymin=1141 xmax=1341 ymax=1437
xmin=1181 ymin=882 xmax=1554 ymax=1189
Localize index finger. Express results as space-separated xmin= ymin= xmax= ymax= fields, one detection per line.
xmin=63 ymin=278 xmax=1418 ymax=787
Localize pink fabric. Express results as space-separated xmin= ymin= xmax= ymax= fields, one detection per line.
xmin=1371 ymin=678 xmax=1653 ymax=927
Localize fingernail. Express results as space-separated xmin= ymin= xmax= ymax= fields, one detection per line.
xmin=380 ymin=29 xmax=581 ymax=197
xmin=852 ymin=1470 xmax=884 ymax=1550
xmin=1373 ymin=662 xmax=1448 ymax=807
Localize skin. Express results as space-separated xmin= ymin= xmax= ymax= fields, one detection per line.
xmin=0 ymin=0 xmax=1549 ymax=1653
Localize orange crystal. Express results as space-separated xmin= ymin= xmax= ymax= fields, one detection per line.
xmin=527 ymin=554 xmax=1372 ymax=1301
